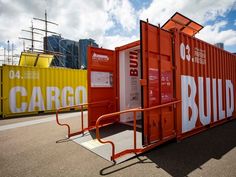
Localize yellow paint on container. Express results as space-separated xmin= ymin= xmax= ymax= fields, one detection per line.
xmin=1 ymin=65 xmax=87 ymax=117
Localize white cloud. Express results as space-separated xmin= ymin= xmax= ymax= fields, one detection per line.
xmin=139 ymin=0 xmax=235 ymax=26
xmin=0 ymin=0 xmax=235 ymax=61
xmin=98 ymin=34 xmax=138 ymax=50
xmin=197 ymin=21 xmax=236 ymax=46
xmin=0 ymin=0 xmax=138 ymax=57
xmin=105 ymin=0 xmax=137 ymax=31
xmin=52 ymin=1 xmax=114 ymax=40
xmin=139 ymin=0 xmax=236 ymax=51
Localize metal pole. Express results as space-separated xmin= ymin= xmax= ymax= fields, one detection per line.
xmin=45 ymin=10 xmax=48 ymax=53
xmin=12 ymin=43 xmax=14 ymax=65
xmin=31 ymin=21 xmax=34 ymax=52
xmin=4 ymin=48 xmax=6 ymax=64
xmin=81 ymin=105 xmax=84 ymax=135
xmin=7 ymin=40 xmax=10 ymax=64
xmin=133 ymin=111 xmax=137 ymax=150
xmin=23 ymin=40 xmax=25 ymax=52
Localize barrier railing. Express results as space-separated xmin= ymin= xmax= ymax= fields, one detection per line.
xmin=95 ymin=100 xmax=182 ymax=161
xmin=56 ymin=100 xmax=110 ymax=138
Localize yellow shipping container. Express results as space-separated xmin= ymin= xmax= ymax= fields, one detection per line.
xmin=1 ymin=65 xmax=87 ymax=117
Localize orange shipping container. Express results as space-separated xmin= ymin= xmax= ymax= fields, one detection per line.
xmin=57 ymin=13 xmax=236 ymax=161
xmin=86 ymin=15 xmax=236 ymax=147
xmin=140 ymin=20 xmax=236 ymax=143
xmin=176 ymin=32 xmax=236 ymax=138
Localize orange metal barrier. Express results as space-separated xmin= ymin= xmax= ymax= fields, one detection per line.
xmin=56 ymin=100 xmax=110 ymax=138
xmin=95 ymin=100 xmax=182 ymax=161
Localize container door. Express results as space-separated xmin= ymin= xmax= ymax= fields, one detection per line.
xmin=140 ymin=21 xmax=175 ymax=145
xmin=87 ymin=47 xmax=118 ymax=127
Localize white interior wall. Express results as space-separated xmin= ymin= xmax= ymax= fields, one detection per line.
xmin=119 ymin=46 xmax=141 ymax=122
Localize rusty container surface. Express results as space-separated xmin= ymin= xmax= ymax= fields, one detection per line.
xmin=1 ymin=65 xmax=87 ymax=118
xmin=175 ymin=31 xmax=236 ymax=138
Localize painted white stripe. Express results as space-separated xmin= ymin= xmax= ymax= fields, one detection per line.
xmin=0 ymin=111 xmax=87 ymax=132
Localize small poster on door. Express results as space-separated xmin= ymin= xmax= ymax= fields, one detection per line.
xmin=91 ymin=71 xmax=113 ymax=87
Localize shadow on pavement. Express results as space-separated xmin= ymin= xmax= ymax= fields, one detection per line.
xmin=145 ymin=119 xmax=236 ymax=177
xmin=100 ymin=120 xmax=236 ymax=176
xmin=56 ymin=138 xmax=72 ymax=143
xmin=100 ymin=156 xmax=152 ymax=175
xmin=89 ymin=122 xmax=142 ymax=139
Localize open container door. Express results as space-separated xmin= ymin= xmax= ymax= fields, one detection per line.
xmin=87 ymin=47 xmax=118 ymax=127
xmin=140 ymin=21 xmax=176 ymax=145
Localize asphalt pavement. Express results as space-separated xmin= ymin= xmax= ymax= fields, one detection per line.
xmin=0 ymin=112 xmax=236 ymax=177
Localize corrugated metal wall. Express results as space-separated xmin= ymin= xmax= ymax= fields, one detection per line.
xmin=140 ymin=21 xmax=236 ymax=143
xmin=0 ymin=65 xmax=87 ymax=117
xmin=176 ymin=32 xmax=236 ymax=134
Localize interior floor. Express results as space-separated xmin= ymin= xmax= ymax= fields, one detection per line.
xmin=120 ymin=119 xmax=142 ymax=129
xmin=71 ymin=122 xmax=143 ymax=163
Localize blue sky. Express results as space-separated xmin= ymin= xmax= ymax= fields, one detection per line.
xmin=0 ymin=0 xmax=236 ymax=63
xmin=211 ymin=9 xmax=236 ymax=52
xmin=105 ymin=0 xmax=236 ymax=53
xmin=130 ymin=0 xmax=152 ymax=10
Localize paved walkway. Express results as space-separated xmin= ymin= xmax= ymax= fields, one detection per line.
xmin=0 ymin=113 xmax=236 ymax=177
xmin=0 ymin=112 xmax=84 ymax=131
